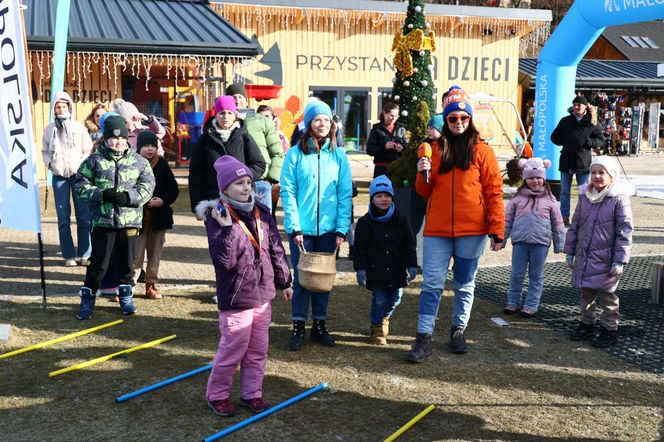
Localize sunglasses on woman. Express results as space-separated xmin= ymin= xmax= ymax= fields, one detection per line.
xmin=446 ymin=114 xmax=470 ymax=124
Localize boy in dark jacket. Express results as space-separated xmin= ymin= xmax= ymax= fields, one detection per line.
xmin=134 ymin=131 xmax=180 ymax=299
xmin=74 ymin=115 xmax=155 ymax=319
xmin=353 ymin=175 xmax=417 ymax=345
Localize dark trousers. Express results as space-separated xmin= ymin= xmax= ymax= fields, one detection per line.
xmin=84 ymin=227 xmax=137 ymax=293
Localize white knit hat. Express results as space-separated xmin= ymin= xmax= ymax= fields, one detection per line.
xmin=590 ymin=156 xmax=619 ymax=178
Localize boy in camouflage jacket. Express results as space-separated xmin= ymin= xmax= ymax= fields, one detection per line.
xmin=74 ymin=115 xmax=155 ymax=319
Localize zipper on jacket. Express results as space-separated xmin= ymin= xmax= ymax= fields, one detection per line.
xmin=113 ymin=159 xmax=121 ymax=228
xmin=317 ymin=150 xmax=321 ymax=236
xmin=451 ymin=168 xmax=455 ymax=236
xmin=229 ymin=269 xmax=247 ymax=306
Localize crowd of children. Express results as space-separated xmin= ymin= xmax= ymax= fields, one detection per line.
xmin=60 ymin=87 xmax=634 ymax=418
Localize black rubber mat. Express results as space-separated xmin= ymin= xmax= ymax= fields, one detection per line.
xmin=473 ymin=255 xmax=664 ymax=376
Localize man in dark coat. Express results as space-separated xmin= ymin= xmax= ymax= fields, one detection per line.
xmin=550 ymin=95 xmax=605 ymax=224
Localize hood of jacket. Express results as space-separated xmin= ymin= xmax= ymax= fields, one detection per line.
xmin=567 ymin=104 xmax=597 ymax=125
xmin=52 ymin=91 xmax=74 ymax=118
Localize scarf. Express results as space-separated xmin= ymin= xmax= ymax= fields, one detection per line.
xmin=585 ymin=183 xmax=612 ymax=204
xmin=368 ymin=202 xmax=395 ymax=222
xmin=219 ymin=192 xmax=255 ymax=214
xmin=212 ymin=119 xmax=240 ymax=143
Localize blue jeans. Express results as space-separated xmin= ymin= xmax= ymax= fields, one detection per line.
xmin=254 ymin=180 xmax=272 ymax=212
xmin=371 ymin=288 xmax=403 ymax=324
xmin=52 ymin=174 xmax=91 ymax=260
xmin=560 ymin=171 xmax=589 ymax=218
xmin=417 ymin=235 xmax=488 ymax=333
xmin=507 ymin=242 xmax=549 ymax=311
xmin=288 ymin=232 xmax=337 ymax=321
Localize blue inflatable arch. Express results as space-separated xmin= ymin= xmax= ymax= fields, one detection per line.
xmin=534 ymin=0 xmax=664 ymax=180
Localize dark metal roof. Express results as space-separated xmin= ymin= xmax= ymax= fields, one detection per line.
xmin=600 ymin=21 xmax=664 ymax=62
xmin=23 ymin=0 xmax=257 ymax=56
xmin=520 ymin=58 xmax=664 ymax=90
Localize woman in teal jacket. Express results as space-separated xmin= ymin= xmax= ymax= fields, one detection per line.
xmin=280 ymin=100 xmax=353 ymax=351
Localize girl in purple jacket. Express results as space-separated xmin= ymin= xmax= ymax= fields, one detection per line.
xmin=196 ymin=155 xmax=293 ymax=418
xmin=564 ymin=156 xmax=633 ymax=348
xmin=495 ymin=158 xmax=565 ymax=317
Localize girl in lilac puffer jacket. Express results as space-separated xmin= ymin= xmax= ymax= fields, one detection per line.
xmin=564 ymin=156 xmax=633 ymax=348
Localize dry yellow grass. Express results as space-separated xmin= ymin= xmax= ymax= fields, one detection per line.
xmin=1 ymin=275 xmax=663 ymax=441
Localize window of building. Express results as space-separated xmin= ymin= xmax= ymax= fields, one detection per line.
xmin=621 ymin=35 xmax=659 ymax=49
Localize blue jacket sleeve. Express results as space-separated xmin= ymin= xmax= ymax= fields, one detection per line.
xmin=335 ymin=150 xmax=353 ymax=235
xmin=279 ymin=148 xmax=301 ymax=235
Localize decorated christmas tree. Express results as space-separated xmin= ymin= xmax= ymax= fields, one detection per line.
xmin=388 ymin=0 xmax=436 ymax=188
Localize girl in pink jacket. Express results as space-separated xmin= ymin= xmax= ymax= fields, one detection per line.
xmin=495 ymin=158 xmax=565 ymax=317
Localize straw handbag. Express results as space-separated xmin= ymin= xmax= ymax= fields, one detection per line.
xmin=297 ymin=244 xmax=337 ymax=293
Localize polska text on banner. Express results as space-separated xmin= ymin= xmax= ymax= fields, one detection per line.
xmin=0 ymin=0 xmax=41 ymax=233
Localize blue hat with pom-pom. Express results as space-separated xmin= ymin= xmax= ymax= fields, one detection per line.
xmin=442 ymin=85 xmax=473 ymax=119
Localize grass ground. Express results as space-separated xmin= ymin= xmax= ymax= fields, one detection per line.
xmin=1 ymin=274 xmax=663 ymax=441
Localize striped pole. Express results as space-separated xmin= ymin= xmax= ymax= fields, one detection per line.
xmin=383 ymin=404 xmax=436 ymax=442
xmin=203 ymin=383 xmax=328 ymax=441
xmin=0 ymin=320 xmax=123 ymax=360
xmin=49 ymin=335 xmax=176 ymax=377
xmin=115 ymin=364 xmax=213 ymax=403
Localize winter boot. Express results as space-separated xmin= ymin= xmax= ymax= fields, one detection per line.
xmin=118 ymin=284 xmax=137 ymax=315
xmin=569 ymin=321 xmax=595 ymax=341
xmin=450 ymin=326 xmax=468 ymax=354
xmin=407 ymin=333 xmax=432 ymax=363
xmin=289 ymin=320 xmax=305 ymax=351
xmin=370 ymin=324 xmax=386 ymax=345
xmin=591 ymin=326 xmax=618 ymax=347
xmin=76 ymin=287 xmax=96 ymax=320
xmin=311 ymin=319 xmax=336 ymax=346
xmin=145 ymin=282 xmax=162 ymax=300
xmin=381 ymin=317 xmax=390 ymax=339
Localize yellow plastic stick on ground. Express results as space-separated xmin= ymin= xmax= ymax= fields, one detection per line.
xmin=0 ymin=319 xmax=124 ymax=360
xmin=383 ymin=404 xmax=436 ymax=442
xmin=48 ymin=334 xmax=176 ymax=377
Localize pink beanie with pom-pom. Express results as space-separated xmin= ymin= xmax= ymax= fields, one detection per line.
xmin=519 ymin=157 xmax=551 ymax=180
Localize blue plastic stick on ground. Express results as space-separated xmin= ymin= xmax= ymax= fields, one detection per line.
xmin=115 ymin=364 xmax=213 ymax=403
xmin=203 ymin=382 xmax=328 ymax=441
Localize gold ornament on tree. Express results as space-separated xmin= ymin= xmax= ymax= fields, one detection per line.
xmin=391 ymin=30 xmax=436 ymax=78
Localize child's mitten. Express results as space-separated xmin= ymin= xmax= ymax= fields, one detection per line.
xmin=407 ymin=267 xmax=417 ymax=282
xmin=356 ymin=270 xmax=367 ymax=288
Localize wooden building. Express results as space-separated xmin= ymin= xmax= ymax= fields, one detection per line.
xmin=211 ymin=0 xmax=550 ymax=154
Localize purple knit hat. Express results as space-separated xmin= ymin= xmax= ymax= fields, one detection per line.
xmin=214 ymin=155 xmax=252 ymax=193
xmin=214 ymin=96 xmax=237 ymax=114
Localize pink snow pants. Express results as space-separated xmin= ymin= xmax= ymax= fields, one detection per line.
xmin=206 ymin=302 xmax=271 ymax=401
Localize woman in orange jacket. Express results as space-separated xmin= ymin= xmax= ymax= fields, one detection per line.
xmin=407 ymin=85 xmax=505 ymax=362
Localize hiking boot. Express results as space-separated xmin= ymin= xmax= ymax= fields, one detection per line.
xmin=207 ymin=398 xmax=237 ymax=417
xmin=239 ymin=397 xmax=271 ymax=413
xmin=407 ymin=333 xmax=432 ymax=363
xmin=289 ymin=320 xmax=305 ymax=351
xmin=145 ymin=282 xmax=162 ymax=299
xmin=136 ymin=268 xmax=146 ymax=283
xmin=311 ymin=319 xmax=336 ymax=346
xmin=591 ymin=326 xmax=618 ymax=348
xmin=370 ymin=324 xmax=386 ymax=345
xmin=450 ymin=326 xmax=468 ymax=354
xmin=570 ymin=322 xmax=595 ymax=341
xmin=381 ymin=317 xmax=390 ymax=338
xmin=76 ymin=287 xmax=96 ymax=320
xmin=118 ymin=284 xmax=137 ymax=315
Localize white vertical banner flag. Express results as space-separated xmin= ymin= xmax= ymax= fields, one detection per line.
xmin=0 ymin=0 xmax=41 ymax=233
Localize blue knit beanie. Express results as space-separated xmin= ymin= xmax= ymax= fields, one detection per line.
xmin=304 ymin=100 xmax=333 ymax=129
xmin=428 ymin=114 xmax=445 ymax=133
xmin=442 ymin=85 xmax=473 ymax=119
xmin=369 ymin=175 xmax=394 ymax=200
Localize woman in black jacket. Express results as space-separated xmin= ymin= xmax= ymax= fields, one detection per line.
xmin=366 ymin=103 xmax=408 ymax=178
xmin=135 ymin=131 xmax=180 ymax=299
xmin=188 ymin=96 xmax=266 ymax=215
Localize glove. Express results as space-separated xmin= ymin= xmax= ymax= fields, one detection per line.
xmin=102 ymin=189 xmax=130 ymax=206
xmin=407 ymin=267 xmax=417 ymax=282
xmin=610 ymin=263 xmax=624 ymax=276
xmin=356 ymin=270 xmax=367 ymax=288
xmin=566 ymin=254 xmax=574 ymax=269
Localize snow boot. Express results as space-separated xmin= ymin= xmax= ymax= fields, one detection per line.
xmin=76 ymin=287 xmax=96 ymax=320
xmin=289 ymin=320 xmax=305 ymax=351
xmin=118 ymin=284 xmax=137 ymax=315
xmin=311 ymin=319 xmax=335 ymax=346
